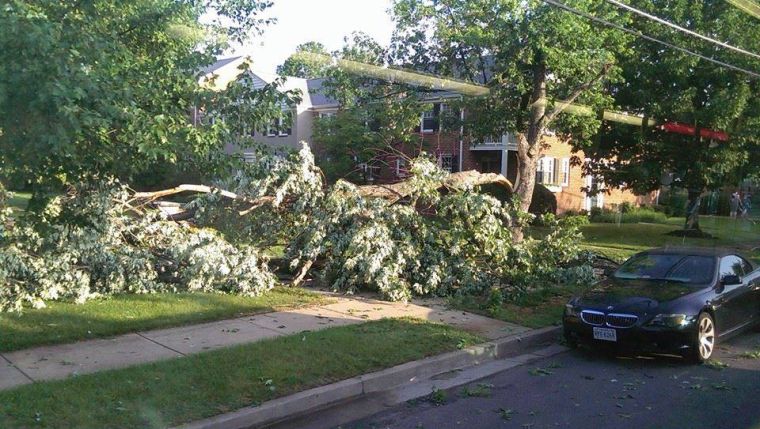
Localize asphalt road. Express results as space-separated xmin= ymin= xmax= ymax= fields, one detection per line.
xmin=342 ymin=330 xmax=760 ymax=429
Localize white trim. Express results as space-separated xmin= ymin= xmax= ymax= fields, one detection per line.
xmin=561 ymin=158 xmax=570 ymax=187
xmin=458 ymin=105 xmax=464 ymax=172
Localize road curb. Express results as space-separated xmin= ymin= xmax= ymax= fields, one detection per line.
xmin=174 ymin=326 xmax=561 ymax=429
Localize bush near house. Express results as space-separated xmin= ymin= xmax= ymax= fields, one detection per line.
xmin=589 ymin=205 xmax=669 ymax=224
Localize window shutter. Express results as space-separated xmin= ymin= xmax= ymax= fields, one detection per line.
xmin=553 ymin=158 xmax=559 ymax=185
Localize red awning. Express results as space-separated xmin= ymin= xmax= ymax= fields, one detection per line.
xmin=660 ymin=122 xmax=729 ymax=142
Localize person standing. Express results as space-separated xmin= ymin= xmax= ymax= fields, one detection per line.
xmin=730 ymin=192 xmax=741 ymax=218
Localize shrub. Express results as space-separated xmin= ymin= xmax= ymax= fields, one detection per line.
xmin=528 ymin=184 xmax=557 ymax=215
xmin=659 ymin=188 xmax=688 ymax=217
xmin=560 ymin=214 xmax=590 ymax=228
xmin=589 ymin=206 xmax=669 ymax=224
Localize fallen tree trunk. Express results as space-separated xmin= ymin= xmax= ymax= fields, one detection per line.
xmin=131 ymin=170 xmax=513 ymax=214
xmin=130 ymin=185 xmax=281 ymax=217
xmin=356 ymin=170 xmax=513 ymax=203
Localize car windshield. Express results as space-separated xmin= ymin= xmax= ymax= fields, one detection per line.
xmin=614 ymin=254 xmax=716 ymax=284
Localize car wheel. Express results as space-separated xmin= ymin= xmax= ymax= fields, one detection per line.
xmin=685 ymin=312 xmax=716 ymax=363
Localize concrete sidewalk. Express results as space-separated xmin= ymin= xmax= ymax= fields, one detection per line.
xmin=0 ymin=294 xmax=529 ymax=391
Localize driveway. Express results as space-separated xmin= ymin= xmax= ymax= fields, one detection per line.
xmin=343 ymin=330 xmax=760 ymax=429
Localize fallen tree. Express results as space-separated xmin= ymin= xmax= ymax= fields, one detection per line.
xmin=1 ymin=143 xmax=593 ymax=311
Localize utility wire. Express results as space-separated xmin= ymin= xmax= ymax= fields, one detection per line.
xmin=541 ymin=0 xmax=760 ymax=79
xmin=727 ymin=0 xmax=760 ymax=21
xmin=604 ymin=0 xmax=760 ymax=61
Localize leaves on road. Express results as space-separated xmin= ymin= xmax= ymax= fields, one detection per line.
xmin=529 ymin=367 xmax=554 ymax=376
xmin=461 ymin=383 xmax=493 ymax=398
xmin=497 ymin=408 xmax=515 ymax=421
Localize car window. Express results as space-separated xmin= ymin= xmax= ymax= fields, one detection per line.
xmin=615 ymin=254 xmax=715 ymax=284
xmin=719 ymin=256 xmax=744 ymax=279
xmin=739 ymin=257 xmax=754 ymax=276
xmin=668 ymin=257 xmax=716 ymax=284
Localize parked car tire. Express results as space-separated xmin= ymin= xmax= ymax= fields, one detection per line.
xmin=684 ymin=312 xmax=716 ymax=363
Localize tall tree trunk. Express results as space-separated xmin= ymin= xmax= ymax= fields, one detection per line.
xmin=684 ymin=188 xmax=702 ymax=231
xmin=683 ymin=123 xmax=705 ymax=232
xmin=512 ymin=58 xmax=547 ymax=242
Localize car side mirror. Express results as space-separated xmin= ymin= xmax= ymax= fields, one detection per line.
xmin=721 ymin=274 xmax=742 ymax=286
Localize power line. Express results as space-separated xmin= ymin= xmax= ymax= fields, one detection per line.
xmin=541 ymin=0 xmax=760 ymax=79
xmin=296 ymin=52 xmax=660 ymax=128
xmin=604 ymin=0 xmax=760 ymax=61
xmin=727 ymin=0 xmax=760 ymax=21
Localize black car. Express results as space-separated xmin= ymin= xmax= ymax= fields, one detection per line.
xmin=563 ymin=247 xmax=760 ymax=362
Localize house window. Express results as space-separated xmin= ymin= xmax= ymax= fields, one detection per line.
xmin=359 ymin=163 xmax=381 ymax=181
xmin=396 ymin=157 xmax=409 ymax=177
xmin=420 ymin=103 xmax=441 ymax=133
xmin=242 ymin=152 xmax=257 ymax=163
xmin=439 ymin=153 xmax=454 ymax=173
xmin=561 ymin=158 xmax=570 ymax=186
xmin=421 ymin=110 xmax=435 ymax=133
xmin=319 ymin=111 xmax=335 ymax=118
xmin=482 ymin=135 xmax=501 ymax=146
xmin=536 ymin=157 xmax=556 ymax=185
xmin=266 ymin=114 xmax=292 ymax=137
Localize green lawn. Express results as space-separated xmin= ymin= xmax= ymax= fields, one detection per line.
xmin=579 ymin=215 xmax=760 ymax=262
xmin=0 ymin=288 xmax=328 ymax=352
xmin=0 ymin=318 xmax=481 ymax=429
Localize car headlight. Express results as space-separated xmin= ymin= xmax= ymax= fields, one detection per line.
xmin=647 ymin=314 xmax=690 ymax=328
xmin=564 ymin=304 xmax=579 ymax=317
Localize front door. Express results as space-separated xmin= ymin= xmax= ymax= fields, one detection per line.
xmin=584 ymin=175 xmax=604 ymax=211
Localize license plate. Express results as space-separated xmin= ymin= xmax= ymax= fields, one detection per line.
xmin=593 ymin=327 xmax=617 ymax=342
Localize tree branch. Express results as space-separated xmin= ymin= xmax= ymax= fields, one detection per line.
xmin=542 ymin=62 xmax=613 ymax=126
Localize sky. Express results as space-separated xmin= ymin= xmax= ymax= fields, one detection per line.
xmin=235 ymin=0 xmax=396 ymax=75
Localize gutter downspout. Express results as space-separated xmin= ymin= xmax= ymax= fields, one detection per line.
xmin=459 ymin=100 xmax=464 ymax=172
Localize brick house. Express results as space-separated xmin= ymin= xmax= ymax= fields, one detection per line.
xmin=200 ymin=57 xmax=655 ymax=213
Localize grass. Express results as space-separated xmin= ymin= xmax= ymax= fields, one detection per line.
xmin=578 ymin=215 xmax=760 ymax=262
xmin=448 ymin=286 xmax=583 ymax=328
xmin=0 ymin=288 xmax=328 ymax=352
xmin=0 ymin=318 xmax=482 ymax=429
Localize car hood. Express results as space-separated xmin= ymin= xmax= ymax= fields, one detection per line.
xmin=575 ymin=278 xmax=702 ymax=314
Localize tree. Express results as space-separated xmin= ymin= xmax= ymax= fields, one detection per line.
xmin=277 ymin=42 xmax=330 ymax=78
xmin=390 ymin=0 xmax=631 ymax=238
xmin=583 ymin=0 xmax=760 ymax=232
xmin=0 ymin=0 xmax=295 ymax=198
xmin=306 ymin=32 xmax=430 ymax=183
